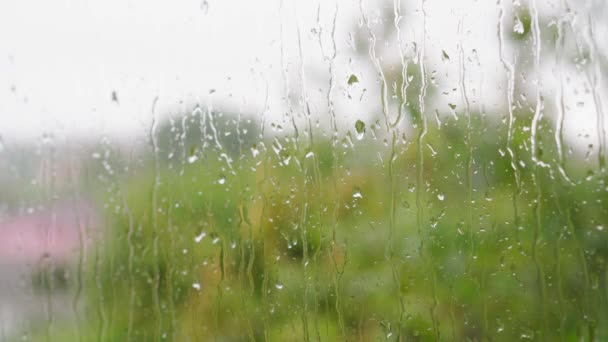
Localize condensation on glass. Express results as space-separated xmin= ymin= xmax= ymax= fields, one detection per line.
xmin=0 ymin=0 xmax=607 ymax=340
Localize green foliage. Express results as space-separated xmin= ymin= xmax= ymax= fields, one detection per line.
xmin=45 ymin=107 xmax=604 ymax=341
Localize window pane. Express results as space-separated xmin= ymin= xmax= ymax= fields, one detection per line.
xmin=1 ymin=0 xmax=607 ymax=340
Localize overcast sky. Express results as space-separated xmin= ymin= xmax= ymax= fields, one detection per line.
xmin=0 ymin=0 xmax=605 ymax=152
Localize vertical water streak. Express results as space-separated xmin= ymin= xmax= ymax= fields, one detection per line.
xmin=457 ymin=16 xmax=474 ymax=260
xmin=392 ymin=0 xmax=408 ymax=128
xmin=359 ymin=0 xmax=391 ymax=131
xmin=497 ymin=1 xmax=521 ymax=188
xmin=416 ymin=0 xmax=436 ymax=339
xmin=585 ymin=12 xmax=607 ymax=173
xmin=530 ymin=0 xmax=548 ymax=336
xmin=279 ymin=0 xmax=300 ymax=148
xmin=554 ymin=10 xmax=574 ymax=185
xmin=149 ymin=96 xmax=163 ymax=341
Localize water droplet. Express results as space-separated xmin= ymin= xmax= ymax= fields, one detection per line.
xmin=347 ymin=74 xmax=359 ymax=85
xmin=218 ymin=175 xmax=226 ymax=184
xmin=275 ymin=283 xmax=284 ymax=290
xmin=251 ymin=145 xmax=260 ymax=157
xmin=441 ymin=50 xmax=450 ymax=60
xmin=192 ymin=283 xmax=201 ymax=291
xmin=355 ymin=120 xmax=366 ymax=140
xmin=352 ymin=186 xmax=363 ymax=199
xmin=513 ymin=16 xmax=524 ymax=34
xmin=195 ymin=231 xmax=206 ymax=243
xmin=188 ymin=155 xmax=199 ymax=164
xmin=520 ymin=332 xmax=533 ymax=340
xmin=597 ymin=225 xmax=604 ymax=232
xmin=437 ymin=193 xmax=445 ymax=201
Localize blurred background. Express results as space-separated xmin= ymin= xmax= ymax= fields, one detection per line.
xmin=1 ymin=0 xmax=608 ymax=340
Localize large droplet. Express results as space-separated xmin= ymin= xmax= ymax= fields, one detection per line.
xmin=347 ymin=74 xmax=359 ymax=85
xmin=188 ymin=155 xmax=199 ymax=164
xmin=352 ymin=186 xmax=363 ymax=199
xmin=355 ymin=120 xmax=366 ymax=140
xmin=513 ymin=16 xmax=524 ymax=35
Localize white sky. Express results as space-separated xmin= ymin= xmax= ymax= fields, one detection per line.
xmin=0 ymin=0 xmax=605 ymax=152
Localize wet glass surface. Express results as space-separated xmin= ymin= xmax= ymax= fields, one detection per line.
xmin=1 ymin=0 xmax=608 ymax=340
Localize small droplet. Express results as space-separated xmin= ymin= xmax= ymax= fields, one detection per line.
xmin=441 ymin=50 xmax=450 ymax=61
xmin=192 ymin=283 xmax=201 ymax=290
xmin=355 ymin=120 xmax=366 ymax=140
xmin=275 ymin=283 xmax=284 ymax=290
xmin=513 ymin=16 xmax=524 ymax=34
xmin=437 ymin=194 xmax=445 ymax=201
xmin=597 ymin=225 xmax=604 ymax=232
xmin=347 ymin=74 xmax=359 ymax=85
xmin=188 ymin=155 xmax=199 ymax=164
xmin=194 ymin=231 xmax=206 ymax=243
xmin=282 ymin=155 xmax=291 ymax=165
xmin=251 ymin=145 xmax=260 ymax=157
xmin=218 ymin=175 xmax=226 ymax=184
xmin=352 ymin=186 xmax=363 ymax=199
